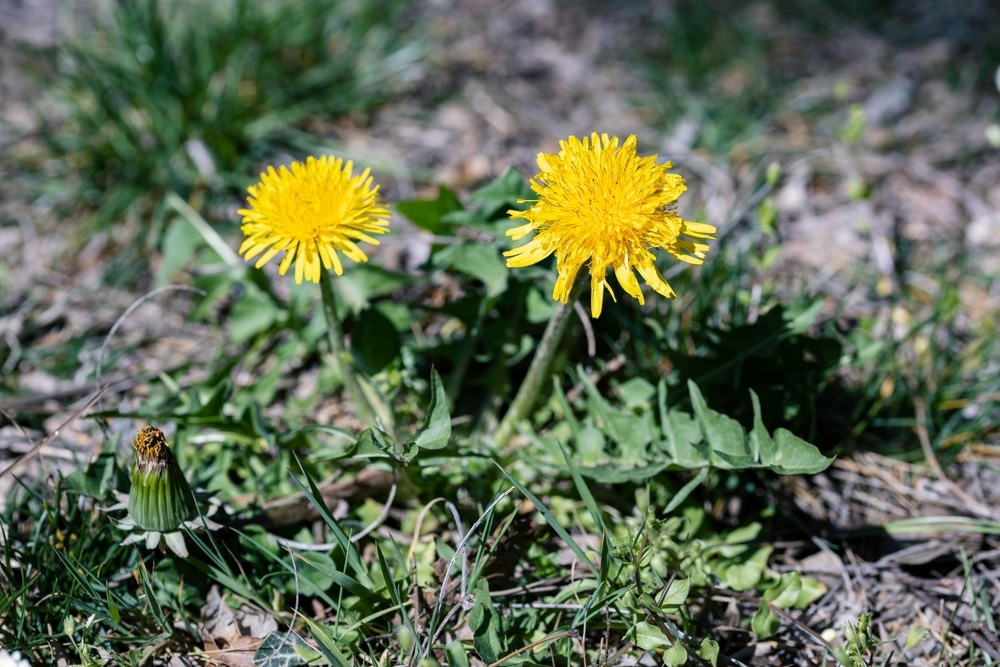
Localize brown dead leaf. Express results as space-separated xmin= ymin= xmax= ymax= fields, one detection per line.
xmin=201 ymin=585 xmax=277 ymax=667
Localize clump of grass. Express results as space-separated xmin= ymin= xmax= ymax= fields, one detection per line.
xmin=39 ymin=0 xmax=422 ymax=260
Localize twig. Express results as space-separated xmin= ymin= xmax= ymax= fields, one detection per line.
xmin=0 ymin=384 xmax=110 ymax=479
xmin=913 ymin=396 xmax=993 ymax=519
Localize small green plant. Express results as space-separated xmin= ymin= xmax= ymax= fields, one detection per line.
xmin=829 ymin=613 xmax=929 ymax=667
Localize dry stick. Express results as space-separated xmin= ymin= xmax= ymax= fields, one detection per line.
xmin=912 ymin=396 xmax=993 ymax=519
xmin=0 ymin=384 xmax=110 ymax=479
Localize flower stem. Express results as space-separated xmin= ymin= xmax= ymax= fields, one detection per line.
xmin=318 ymin=270 xmax=378 ymax=427
xmin=494 ymin=277 xmax=585 ymax=448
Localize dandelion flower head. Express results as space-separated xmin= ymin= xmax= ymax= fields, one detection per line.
xmin=239 ymin=155 xmax=390 ymax=284
xmin=505 ymin=133 xmax=716 ymax=318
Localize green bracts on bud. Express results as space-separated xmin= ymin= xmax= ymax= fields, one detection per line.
xmin=128 ymin=425 xmax=197 ymax=532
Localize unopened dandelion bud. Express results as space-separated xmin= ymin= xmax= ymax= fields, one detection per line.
xmin=128 ymin=425 xmax=196 ymax=532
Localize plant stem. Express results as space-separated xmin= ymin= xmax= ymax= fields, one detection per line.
xmin=318 ymin=270 xmax=378 ymax=427
xmin=494 ymin=277 xmax=585 ymax=448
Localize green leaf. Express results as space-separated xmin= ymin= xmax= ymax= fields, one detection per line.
xmin=769 ymin=429 xmax=834 ymax=474
xmin=785 ymin=297 xmax=825 ymax=335
xmin=352 ymin=306 xmax=401 ymax=374
xmin=663 ymin=639 xmax=688 ymax=666
xmin=302 ymin=617 xmax=351 ymax=667
xmin=689 ymin=380 xmax=752 ymax=468
xmin=660 ymin=578 xmax=690 ymax=611
xmin=581 ymin=369 xmax=654 ymax=453
xmin=445 ymin=638 xmax=470 ymax=667
xmin=747 ymin=389 xmax=776 ymax=463
xmin=657 ymin=381 xmax=705 ymax=467
xmin=432 ymin=242 xmax=508 ymax=298
xmin=655 ymin=380 xmax=832 ymax=474
xmin=396 ymin=185 xmax=463 ymax=235
xmin=763 ymin=572 xmax=802 ymax=609
xmin=468 ymin=167 xmax=533 ymax=215
xmin=470 ymin=580 xmax=503 ymax=663
xmin=721 ymin=546 xmax=771 ymax=591
xmin=751 ymin=602 xmax=781 ymax=638
xmin=336 ymin=264 xmax=415 ymax=312
xmin=632 ymin=621 xmax=670 ymax=651
xmin=412 ymin=369 xmax=452 ymax=451
xmin=796 ymin=576 xmax=827 ymax=609
xmin=698 ymin=638 xmax=720 ymax=666
xmin=574 ymin=461 xmax=670 ymax=484
xmin=156 ymin=215 xmax=202 ymax=287
xmin=356 ymin=427 xmax=415 ymax=462
xmin=616 ymin=377 xmax=656 ymax=409
xmin=255 ymin=630 xmax=323 ymax=667
xmin=229 ymin=284 xmax=280 ymax=344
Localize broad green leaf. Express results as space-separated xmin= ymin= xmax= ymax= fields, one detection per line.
xmin=156 ymin=215 xmax=202 ymax=287
xmin=356 ymin=427 xmax=416 ymax=462
xmin=581 ymin=370 xmax=654 ymax=452
xmin=698 ymin=638 xmax=719 ymax=666
xmin=395 ymin=185 xmax=463 ymax=235
xmin=616 ymin=377 xmax=656 ymax=408
xmin=763 ymin=572 xmax=802 ymax=609
xmin=688 ymin=380 xmax=747 ymax=467
xmin=255 ymin=630 xmax=323 ymax=667
xmin=632 ymin=621 xmax=670 ymax=651
xmin=468 ymin=167 xmax=533 ymax=217
xmin=445 ymin=639 xmax=470 ymax=667
xmin=336 ymin=264 xmax=415 ymax=312
xmin=576 ymin=424 xmax=607 ymax=466
xmin=770 ymin=429 xmax=834 ymax=474
xmin=576 ymin=462 xmax=670 ymax=484
xmin=660 ymin=578 xmax=690 ymax=611
xmin=470 ymin=580 xmax=503 ymax=663
xmin=352 ymin=306 xmax=401 ymax=375
xmin=412 ymin=369 xmax=452 ymax=451
xmin=660 ymin=408 xmax=708 ymax=469
xmin=229 ymin=284 xmax=279 ymax=344
xmin=747 ymin=390 xmax=776 ymax=463
xmin=751 ymin=602 xmax=781 ymax=638
xmin=796 ymin=576 xmax=827 ymax=609
xmin=432 ymin=242 xmax=507 ymax=298
xmin=722 ymin=548 xmax=769 ymax=591
xmin=663 ymin=639 xmax=688 ymax=666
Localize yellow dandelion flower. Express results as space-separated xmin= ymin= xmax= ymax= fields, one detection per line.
xmin=505 ymin=133 xmax=716 ymax=318
xmin=239 ymin=155 xmax=391 ymax=284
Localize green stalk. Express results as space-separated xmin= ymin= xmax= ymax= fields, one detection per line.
xmin=318 ymin=269 xmax=378 ymax=427
xmin=494 ymin=277 xmax=585 ymax=448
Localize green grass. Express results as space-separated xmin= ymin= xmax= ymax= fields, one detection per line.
xmin=35 ymin=0 xmax=422 ymax=279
